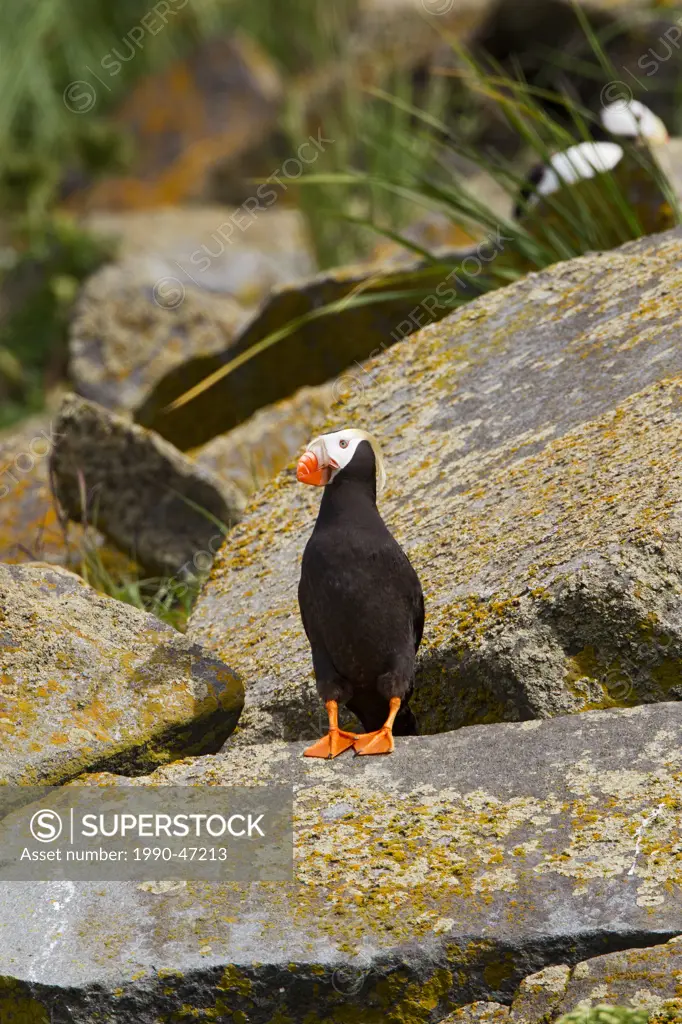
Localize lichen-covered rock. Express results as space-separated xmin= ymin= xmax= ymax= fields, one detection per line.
xmin=65 ymin=35 xmax=283 ymax=213
xmin=0 ymin=562 xmax=243 ymax=783
xmin=509 ymin=964 xmax=572 ymax=1023
xmin=1 ymin=705 xmax=681 ymax=1021
xmin=69 ymin=258 xmax=249 ymax=414
xmin=537 ymin=941 xmax=682 ymax=1019
xmin=50 ymin=394 xmax=245 ymax=577
xmin=137 ymin=252 xmax=471 ymax=449
xmin=0 ymin=414 xmax=73 ymax=565
xmin=188 ymin=227 xmax=682 ymax=746
xmin=441 ymin=1002 xmax=510 ymax=1024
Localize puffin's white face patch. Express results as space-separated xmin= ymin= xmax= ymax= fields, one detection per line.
xmin=601 ymin=99 xmax=668 ymax=143
xmin=536 ymin=141 xmax=624 ymax=199
xmin=306 ymin=429 xmax=386 ymax=491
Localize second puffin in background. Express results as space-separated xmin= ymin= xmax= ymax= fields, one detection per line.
xmin=514 ymin=98 xmax=669 ymax=217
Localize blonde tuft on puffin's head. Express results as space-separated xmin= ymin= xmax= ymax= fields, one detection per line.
xmin=600 ymin=99 xmax=669 ymax=144
xmin=296 ymin=428 xmax=386 ymax=492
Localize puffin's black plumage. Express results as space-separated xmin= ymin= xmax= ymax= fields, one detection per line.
xmin=298 ymin=440 xmax=424 ymax=742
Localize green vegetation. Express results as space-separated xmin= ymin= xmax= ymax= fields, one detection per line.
xmin=557 ymin=1005 xmax=675 ymax=1024
xmin=235 ymin=0 xmax=358 ymax=74
xmin=292 ymin=53 xmax=677 ymax=272
xmin=0 ymin=215 xmax=115 ymax=431
xmin=77 ymin=538 xmax=203 ymax=632
xmin=61 ymin=493 xmax=230 ymax=631
xmin=284 ymin=68 xmax=452 ymax=268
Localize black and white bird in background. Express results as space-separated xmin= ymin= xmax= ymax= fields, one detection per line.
xmin=514 ymin=98 xmax=669 ymax=218
xmin=296 ymin=429 xmax=424 ymax=758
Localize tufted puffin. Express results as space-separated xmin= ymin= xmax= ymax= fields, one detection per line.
xmin=296 ymin=428 xmax=424 ymax=758
xmin=514 ymin=99 xmax=669 ymax=218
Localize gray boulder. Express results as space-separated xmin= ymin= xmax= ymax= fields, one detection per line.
xmin=187 ymin=227 xmax=682 ymax=746
xmin=0 ymin=562 xmax=243 ymax=783
xmin=69 ymin=258 xmax=249 ymax=414
xmin=0 ymin=704 xmax=680 ymax=1021
xmin=50 ymin=394 xmax=245 ymax=577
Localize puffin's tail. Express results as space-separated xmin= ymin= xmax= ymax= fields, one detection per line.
xmin=347 ymin=691 xmax=418 ymax=736
xmin=393 ymin=701 xmax=417 ymax=736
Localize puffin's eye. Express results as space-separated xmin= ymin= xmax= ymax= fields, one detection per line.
xmin=339 ymin=439 xmax=349 ymax=449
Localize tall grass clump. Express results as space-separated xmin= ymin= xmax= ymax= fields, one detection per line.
xmin=294 ymin=47 xmax=678 ymax=279
xmin=283 ymin=66 xmax=452 ymax=268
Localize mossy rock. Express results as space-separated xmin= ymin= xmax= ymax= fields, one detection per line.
xmin=0 ymin=562 xmax=243 ymax=783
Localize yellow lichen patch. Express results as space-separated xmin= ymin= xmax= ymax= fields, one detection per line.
xmin=650 ymin=999 xmax=682 ymax=1024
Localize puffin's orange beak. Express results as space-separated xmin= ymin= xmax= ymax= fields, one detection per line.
xmin=297 ymin=450 xmax=331 ymax=487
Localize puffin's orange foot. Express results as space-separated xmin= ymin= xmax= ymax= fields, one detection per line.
xmin=303 ymin=728 xmax=357 ymax=759
xmin=353 ymin=727 xmax=395 ymax=756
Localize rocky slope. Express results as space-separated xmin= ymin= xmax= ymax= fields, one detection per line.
xmin=188 ymin=227 xmax=682 ymax=746
xmin=0 ymin=705 xmax=680 ymax=1021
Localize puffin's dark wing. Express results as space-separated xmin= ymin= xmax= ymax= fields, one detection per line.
xmin=299 ymin=527 xmax=422 ymax=683
xmin=414 ymin=584 xmax=425 ymax=653
xmin=392 ymin=541 xmax=424 ymax=653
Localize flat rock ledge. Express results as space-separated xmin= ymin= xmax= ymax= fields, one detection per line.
xmin=1 ymin=704 xmax=680 ymax=1021
xmin=0 ymin=562 xmax=243 ymax=783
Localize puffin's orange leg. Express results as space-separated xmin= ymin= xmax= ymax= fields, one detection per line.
xmin=353 ymin=697 xmax=401 ymax=756
xmin=303 ymin=700 xmax=357 ymax=759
